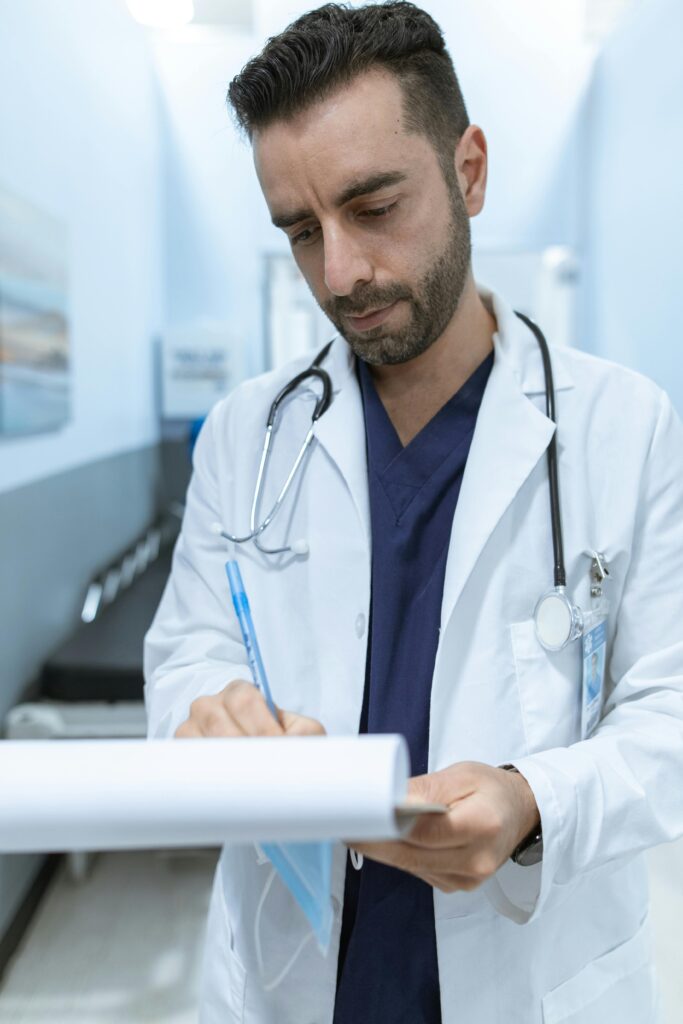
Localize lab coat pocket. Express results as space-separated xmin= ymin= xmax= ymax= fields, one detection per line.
xmin=510 ymin=619 xmax=582 ymax=752
xmin=200 ymin=866 xmax=247 ymax=1024
xmin=541 ymin=915 xmax=657 ymax=1023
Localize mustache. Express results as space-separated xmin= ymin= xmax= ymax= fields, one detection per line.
xmin=324 ymin=283 xmax=413 ymax=319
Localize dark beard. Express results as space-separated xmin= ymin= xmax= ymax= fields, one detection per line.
xmin=320 ymin=185 xmax=471 ymax=366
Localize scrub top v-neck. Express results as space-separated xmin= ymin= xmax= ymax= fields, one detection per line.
xmin=333 ymin=349 xmax=494 ymax=1024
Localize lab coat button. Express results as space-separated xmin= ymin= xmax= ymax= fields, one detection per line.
xmin=355 ymin=613 xmax=366 ymax=638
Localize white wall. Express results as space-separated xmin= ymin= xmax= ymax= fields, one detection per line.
xmin=151 ymin=27 xmax=269 ymax=379
xmin=434 ymin=0 xmax=594 ymax=251
xmin=583 ymin=0 xmax=683 ymax=414
xmin=0 ymin=0 xmax=163 ymax=494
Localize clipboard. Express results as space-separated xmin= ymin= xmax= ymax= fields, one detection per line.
xmin=395 ymin=799 xmax=449 ymax=828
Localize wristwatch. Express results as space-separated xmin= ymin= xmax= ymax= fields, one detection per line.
xmin=499 ymin=764 xmax=544 ymax=867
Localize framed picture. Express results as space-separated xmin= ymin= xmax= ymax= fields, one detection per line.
xmin=0 ymin=185 xmax=70 ymax=436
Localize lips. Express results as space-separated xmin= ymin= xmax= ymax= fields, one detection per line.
xmin=346 ymin=300 xmax=399 ymax=332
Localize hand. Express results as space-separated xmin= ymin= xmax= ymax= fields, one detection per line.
xmin=349 ymin=761 xmax=540 ymax=893
xmin=174 ymin=680 xmax=326 ymax=738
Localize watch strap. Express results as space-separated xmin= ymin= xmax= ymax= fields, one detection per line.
xmin=499 ymin=764 xmax=543 ymax=866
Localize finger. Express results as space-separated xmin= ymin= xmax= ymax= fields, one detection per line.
xmin=349 ymin=840 xmax=417 ymax=873
xmin=414 ymin=842 xmax=505 ymax=882
xmin=278 ymin=709 xmax=326 ymax=736
xmin=222 ymin=681 xmax=284 ymax=737
xmin=350 ymin=842 xmax=475 ymax=888
xmin=403 ymin=805 xmax=474 ymax=850
xmin=174 ymin=720 xmax=203 ymax=739
xmin=421 ymin=872 xmax=484 ymax=894
xmin=202 ymin=708 xmax=247 ymax=738
xmin=186 ymin=694 xmax=246 ymax=738
xmin=407 ymin=765 xmax=477 ymax=805
xmin=353 ymin=837 xmax=494 ymax=882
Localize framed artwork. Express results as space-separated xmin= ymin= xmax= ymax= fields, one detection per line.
xmin=0 ymin=185 xmax=70 ymax=436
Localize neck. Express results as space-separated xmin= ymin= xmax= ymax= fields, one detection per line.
xmin=368 ymin=273 xmax=497 ymax=446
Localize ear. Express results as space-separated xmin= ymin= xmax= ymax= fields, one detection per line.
xmin=454 ymin=125 xmax=488 ymax=218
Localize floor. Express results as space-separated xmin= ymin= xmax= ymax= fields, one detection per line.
xmin=0 ymin=842 xmax=680 ymax=1022
xmin=0 ymin=850 xmax=217 ymax=1024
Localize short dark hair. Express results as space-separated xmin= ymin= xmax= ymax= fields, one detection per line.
xmin=227 ymin=2 xmax=470 ymax=180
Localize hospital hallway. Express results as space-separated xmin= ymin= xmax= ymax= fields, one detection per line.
xmin=2 ymin=0 xmax=683 ymax=1021
xmin=0 ymin=842 xmax=680 ymax=1023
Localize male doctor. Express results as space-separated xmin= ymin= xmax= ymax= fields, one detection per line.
xmin=144 ymin=3 xmax=683 ymax=1022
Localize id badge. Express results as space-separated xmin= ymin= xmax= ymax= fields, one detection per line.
xmin=581 ymin=616 xmax=607 ymax=738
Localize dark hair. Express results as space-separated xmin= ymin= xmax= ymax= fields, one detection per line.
xmin=227 ymin=2 xmax=469 ymax=180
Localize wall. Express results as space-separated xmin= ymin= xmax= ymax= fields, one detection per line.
xmin=0 ymin=0 xmax=163 ymax=938
xmin=0 ymin=0 xmax=163 ymax=495
xmin=582 ymin=0 xmax=683 ymax=414
xmin=434 ymin=0 xmax=594 ymax=252
xmin=152 ymin=26 xmax=272 ymax=379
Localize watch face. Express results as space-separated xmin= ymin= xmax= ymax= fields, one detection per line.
xmin=515 ymin=836 xmax=544 ymax=867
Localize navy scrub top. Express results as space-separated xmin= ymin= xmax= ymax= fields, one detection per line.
xmin=333 ymin=350 xmax=494 ymax=1024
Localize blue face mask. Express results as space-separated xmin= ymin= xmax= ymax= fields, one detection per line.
xmin=262 ymin=840 xmax=333 ymax=949
xmin=254 ymin=841 xmax=334 ymax=990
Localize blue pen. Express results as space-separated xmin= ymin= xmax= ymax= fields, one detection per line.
xmin=225 ymin=560 xmax=277 ymax=718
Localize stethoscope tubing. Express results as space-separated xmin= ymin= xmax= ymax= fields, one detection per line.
xmin=514 ymin=311 xmax=567 ymax=589
xmin=220 ymin=342 xmax=335 ymax=554
xmin=219 ymin=319 xmax=572 ymax=629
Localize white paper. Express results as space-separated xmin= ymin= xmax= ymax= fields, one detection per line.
xmin=0 ymin=735 xmax=410 ymax=852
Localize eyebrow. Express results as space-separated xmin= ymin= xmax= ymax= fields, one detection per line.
xmin=271 ymin=170 xmax=408 ymax=230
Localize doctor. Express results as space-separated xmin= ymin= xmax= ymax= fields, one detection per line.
xmin=144 ymin=3 xmax=683 ymax=1022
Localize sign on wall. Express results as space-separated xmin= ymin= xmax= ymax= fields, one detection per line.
xmin=161 ymin=322 xmax=241 ymax=420
xmin=0 ymin=185 xmax=70 ymax=436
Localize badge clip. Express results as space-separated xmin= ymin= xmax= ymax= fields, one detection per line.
xmin=586 ymin=550 xmax=610 ymax=599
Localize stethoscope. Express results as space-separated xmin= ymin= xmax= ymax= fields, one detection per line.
xmin=213 ymin=340 xmax=334 ymax=559
xmin=215 ymin=313 xmax=589 ymax=653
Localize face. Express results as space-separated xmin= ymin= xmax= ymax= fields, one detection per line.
xmin=254 ymin=70 xmax=472 ymax=366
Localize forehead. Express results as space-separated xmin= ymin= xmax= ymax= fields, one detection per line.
xmin=253 ymin=69 xmax=431 ymax=212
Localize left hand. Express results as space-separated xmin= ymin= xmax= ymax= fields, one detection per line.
xmin=349 ymin=761 xmax=540 ymax=893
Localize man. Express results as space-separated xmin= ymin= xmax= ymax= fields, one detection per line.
xmin=144 ymin=4 xmax=683 ymax=1022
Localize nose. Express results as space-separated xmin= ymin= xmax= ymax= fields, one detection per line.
xmin=323 ymin=224 xmax=373 ymax=297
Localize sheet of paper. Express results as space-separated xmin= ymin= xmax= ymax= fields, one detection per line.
xmin=0 ymin=735 xmax=411 ymax=852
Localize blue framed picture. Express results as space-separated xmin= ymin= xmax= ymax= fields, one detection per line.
xmin=0 ymin=185 xmax=70 ymax=436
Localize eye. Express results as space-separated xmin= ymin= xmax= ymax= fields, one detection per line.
xmin=290 ymin=225 xmax=320 ymax=247
xmin=358 ymin=202 xmax=398 ymax=220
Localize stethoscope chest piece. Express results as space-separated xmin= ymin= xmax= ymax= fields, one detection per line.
xmin=534 ymin=587 xmax=583 ymax=652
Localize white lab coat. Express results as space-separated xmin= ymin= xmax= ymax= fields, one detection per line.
xmin=144 ymin=287 xmax=683 ymax=1024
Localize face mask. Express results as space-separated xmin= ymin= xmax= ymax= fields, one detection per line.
xmin=254 ymin=840 xmax=334 ymax=990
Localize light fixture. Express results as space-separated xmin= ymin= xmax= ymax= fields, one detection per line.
xmin=126 ymin=0 xmax=195 ymax=29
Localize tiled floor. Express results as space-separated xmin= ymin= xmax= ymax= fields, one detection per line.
xmin=0 ymin=842 xmax=680 ymax=1022
xmin=0 ymin=850 xmax=217 ymax=1024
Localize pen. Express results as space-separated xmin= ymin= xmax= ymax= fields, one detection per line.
xmin=225 ymin=560 xmax=277 ymax=718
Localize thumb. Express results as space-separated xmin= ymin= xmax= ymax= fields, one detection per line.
xmin=278 ymin=707 xmax=327 ymax=737
xmin=407 ymin=772 xmax=435 ymax=801
xmin=407 ymin=764 xmax=475 ymax=807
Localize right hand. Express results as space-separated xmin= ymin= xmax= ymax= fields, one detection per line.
xmin=174 ymin=679 xmax=326 ymax=739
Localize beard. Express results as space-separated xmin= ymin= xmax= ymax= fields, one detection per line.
xmin=319 ymin=182 xmax=471 ymax=366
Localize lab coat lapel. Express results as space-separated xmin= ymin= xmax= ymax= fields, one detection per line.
xmin=439 ymin=324 xmax=557 ymax=633
xmin=312 ymin=338 xmax=371 ymax=543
